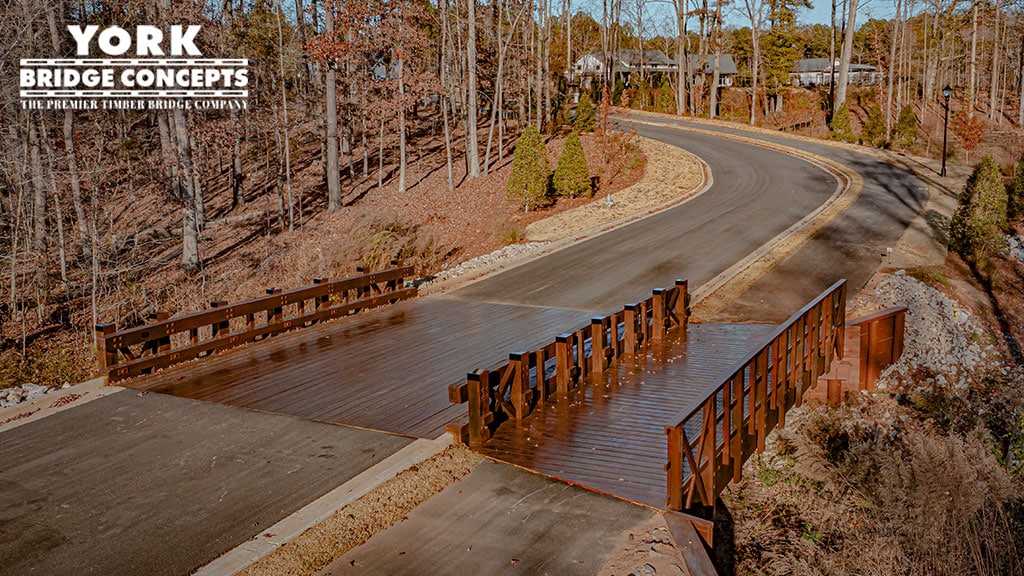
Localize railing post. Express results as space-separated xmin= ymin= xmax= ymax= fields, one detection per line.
xmin=652 ymin=288 xmax=666 ymax=341
xmin=210 ymin=300 xmax=229 ymax=339
xmin=144 ymin=311 xmax=171 ymax=355
xmin=623 ymin=304 xmax=638 ymax=354
xmin=591 ymin=317 xmax=606 ymax=374
xmin=266 ymin=287 xmax=283 ymax=324
xmin=467 ymin=370 xmax=491 ymax=445
xmin=356 ymin=266 xmax=370 ymax=300
xmin=665 ymin=424 xmax=684 ymax=511
xmin=675 ymin=279 xmax=689 ymax=338
xmin=555 ymin=335 xmax=571 ymax=399
xmin=731 ymin=372 xmax=744 ymax=483
xmin=638 ymin=299 xmax=650 ymax=347
xmin=310 ymin=277 xmax=328 ymax=324
xmin=509 ymin=352 xmax=529 ymax=421
xmin=95 ymin=323 xmax=117 ymax=375
xmin=535 ymin=348 xmax=548 ymax=402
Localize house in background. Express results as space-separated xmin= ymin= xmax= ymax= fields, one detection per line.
xmin=688 ymin=54 xmax=739 ymax=88
xmin=572 ymin=50 xmax=738 ymax=89
xmin=790 ymin=58 xmax=879 ymax=87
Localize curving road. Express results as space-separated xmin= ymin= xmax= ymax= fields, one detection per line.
xmin=450 ymin=124 xmax=839 ymax=311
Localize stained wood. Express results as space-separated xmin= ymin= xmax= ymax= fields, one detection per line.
xmin=124 ymin=297 xmax=587 ymax=438
xmin=477 ymin=323 xmax=776 ymax=509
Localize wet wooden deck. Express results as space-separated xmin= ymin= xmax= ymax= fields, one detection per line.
xmin=126 ymin=297 xmax=590 ymax=438
xmin=477 ymin=322 xmax=776 ymax=509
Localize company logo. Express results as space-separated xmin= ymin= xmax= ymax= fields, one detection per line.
xmin=20 ymin=25 xmax=248 ymax=110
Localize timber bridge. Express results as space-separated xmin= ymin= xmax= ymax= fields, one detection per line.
xmin=96 ymin=261 xmax=906 ymax=572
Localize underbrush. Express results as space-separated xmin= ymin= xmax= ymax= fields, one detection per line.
xmin=729 ymin=376 xmax=1024 ymax=575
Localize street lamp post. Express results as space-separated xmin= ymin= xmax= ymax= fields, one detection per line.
xmin=941 ymin=85 xmax=952 ymax=177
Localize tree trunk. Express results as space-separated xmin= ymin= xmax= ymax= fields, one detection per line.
xmin=835 ymin=0 xmax=859 ymax=109
xmin=886 ymin=0 xmax=901 ymax=134
xmin=969 ymin=0 xmax=977 ymax=116
xmin=174 ymin=108 xmax=200 ymax=271
xmin=397 ymin=57 xmax=407 ymax=194
xmin=988 ymin=0 xmax=1001 ymax=120
xmin=28 ymin=117 xmax=46 ymax=256
xmin=231 ymin=108 xmax=245 ymax=208
xmin=466 ymin=0 xmax=482 ymax=179
xmin=325 ymin=4 xmax=342 ymax=212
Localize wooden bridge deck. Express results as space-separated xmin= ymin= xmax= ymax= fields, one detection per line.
xmin=477 ymin=322 xmax=776 ymax=509
xmin=126 ymin=297 xmax=590 ymax=439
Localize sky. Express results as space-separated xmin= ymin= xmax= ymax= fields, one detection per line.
xmin=582 ymin=0 xmax=901 ymax=38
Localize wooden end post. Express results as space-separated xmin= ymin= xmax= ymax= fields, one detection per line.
xmin=95 ymin=323 xmax=118 ymax=375
xmin=676 ymin=279 xmax=690 ymax=337
xmin=665 ymin=425 xmax=684 ymax=511
xmin=467 ymin=371 xmax=490 ymax=445
xmin=652 ymin=288 xmax=666 ymax=341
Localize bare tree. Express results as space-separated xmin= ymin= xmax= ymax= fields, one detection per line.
xmin=835 ymin=0 xmax=859 ymax=110
xmin=466 ymin=0 xmax=482 ymax=179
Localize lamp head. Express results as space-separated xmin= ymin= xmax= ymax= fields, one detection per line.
xmin=943 ymin=85 xmax=952 ymax=100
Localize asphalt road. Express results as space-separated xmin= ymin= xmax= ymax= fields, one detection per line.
xmin=452 ymin=120 xmax=926 ymax=320
xmin=660 ymin=119 xmax=929 ymax=321
xmin=451 ymin=124 xmax=839 ymax=312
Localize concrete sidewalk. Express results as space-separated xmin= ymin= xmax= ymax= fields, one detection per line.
xmin=0 ymin=390 xmax=410 ymax=576
xmin=318 ymin=460 xmax=685 ymax=576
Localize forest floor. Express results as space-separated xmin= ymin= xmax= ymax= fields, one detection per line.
xmin=0 ymin=115 xmax=648 ymax=390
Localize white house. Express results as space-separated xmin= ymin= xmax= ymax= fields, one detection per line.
xmin=790 ymin=58 xmax=879 ymax=87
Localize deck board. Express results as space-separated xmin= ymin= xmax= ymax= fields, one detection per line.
xmin=477 ymin=322 xmax=776 ymax=509
xmin=126 ymin=297 xmax=589 ymax=438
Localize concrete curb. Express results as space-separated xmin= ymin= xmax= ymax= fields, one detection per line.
xmin=0 ymin=378 xmax=119 ymax=434
xmin=194 ymin=433 xmax=454 ymax=576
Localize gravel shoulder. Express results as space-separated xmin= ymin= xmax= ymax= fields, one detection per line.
xmin=525 ymin=136 xmax=707 ymax=242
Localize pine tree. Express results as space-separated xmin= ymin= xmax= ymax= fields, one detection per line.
xmin=862 ymin=104 xmax=885 ymax=147
xmin=891 ymin=105 xmax=919 ymax=152
xmin=553 ymin=131 xmax=592 ymax=198
xmin=657 ymin=75 xmax=675 ymax=113
xmin=829 ymin=102 xmax=856 ymax=143
xmin=949 ymin=156 xmax=1008 ymax=264
xmin=574 ymin=91 xmax=596 ymax=133
xmin=1007 ymin=157 xmax=1024 ymax=219
xmin=507 ymin=125 xmax=551 ymax=210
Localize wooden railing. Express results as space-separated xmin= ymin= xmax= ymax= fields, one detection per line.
xmin=448 ymin=280 xmax=691 ymax=446
xmin=664 ymin=279 xmax=847 ymax=511
xmin=96 ymin=262 xmax=416 ymax=383
xmin=848 ymin=306 xmax=907 ymax=392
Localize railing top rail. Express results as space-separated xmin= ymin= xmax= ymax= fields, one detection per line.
xmin=666 ymin=278 xmax=847 ymax=429
xmin=102 ymin=266 xmax=412 ymax=340
xmin=846 ymin=305 xmax=907 ymax=327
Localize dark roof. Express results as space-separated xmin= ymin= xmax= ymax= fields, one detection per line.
xmin=616 ymin=49 xmax=673 ymax=67
xmin=687 ymin=54 xmax=738 ymax=75
xmin=792 ymin=58 xmax=832 ymax=73
xmin=791 ymin=58 xmax=878 ymax=73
